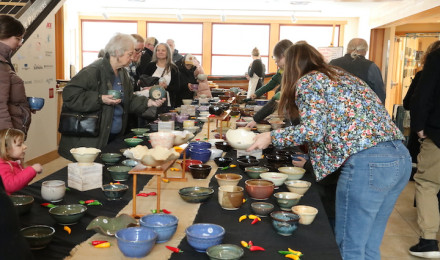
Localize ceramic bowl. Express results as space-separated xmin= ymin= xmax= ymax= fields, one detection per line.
xmin=27 ymin=97 xmax=45 ymax=110
xmin=159 ymin=113 xmax=172 ymax=122
xmin=284 ymin=180 xmax=311 ymax=195
xmin=206 ymin=244 xmax=244 ymax=260
xmin=292 ymin=205 xmax=319 ymax=225
xmin=215 ymin=142 xmax=232 ymax=152
xmin=124 ymin=138 xmax=143 ymax=147
xmin=179 ymin=159 xmax=203 ymax=172
xmin=48 ymin=204 xmax=87 ymax=225
xmin=209 ymin=105 xmax=224 ymax=116
xmin=20 ymin=225 xmax=55 ymax=250
xmin=256 ymin=124 xmax=271 ymax=133
xmin=260 ymin=172 xmax=289 ymax=187
xmin=218 ymin=186 xmax=244 ymax=210
xmin=182 ymin=99 xmax=192 ymax=105
xmin=171 ymin=130 xmax=194 ymax=146
xmin=131 ymin=128 xmax=149 ymax=136
xmin=245 ymin=179 xmax=275 ymax=200
xmin=266 ymin=154 xmax=291 ymax=169
xmin=274 ymin=192 xmax=302 ymax=211
xmin=251 ymin=202 xmax=275 ymax=217
xmin=189 ymin=164 xmax=212 ymax=179
xmin=215 ymin=173 xmax=243 ymax=187
xmin=149 ymin=132 xmax=175 ymax=149
xmin=244 ymin=166 xmax=269 ymax=179
xmin=100 ymin=153 xmax=122 ymax=164
xmin=116 ymin=227 xmax=157 ymax=258
xmin=189 ymin=141 xmax=212 ymax=150
xmin=213 ymin=157 xmax=233 ymax=167
xmin=86 ymin=214 xmax=137 ymax=236
xmin=10 ymin=194 xmax=34 ymax=215
xmin=41 ymin=180 xmax=65 ymax=202
xmin=210 ymin=148 xmax=223 ymax=160
xmin=270 ymin=211 xmax=300 ymax=236
xmin=140 ymin=213 xmax=178 ymax=243
xmin=107 ymin=166 xmax=132 ymax=182
xmin=121 ymin=159 xmax=138 ymax=167
xmin=185 ymin=223 xmax=225 ymax=253
xmin=238 ymin=155 xmax=256 ymax=160
xmin=237 ymin=158 xmax=260 ymax=171
xmin=102 ymin=183 xmax=129 ymax=200
xmin=183 ymin=126 xmax=200 ymax=134
xmin=278 ymin=167 xmax=306 ymax=180
xmin=208 ymin=139 xmax=224 ymax=147
xmin=189 ymin=149 xmax=211 ymax=163
xmin=235 ymin=121 xmax=248 ymax=128
xmin=226 ymin=129 xmax=256 ymax=150
xmin=179 ymin=187 xmax=214 ymax=203
xmin=70 ymin=147 xmax=101 ymax=165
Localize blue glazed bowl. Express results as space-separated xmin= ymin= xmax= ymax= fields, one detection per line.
xmin=189 ymin=148 xmax=211 ymax=163
xmin=27 ymin=97 xmax=45 ymax=110
xmin=139 ymin=213 xmax=178 ymax=243
xmin=185 ymin=223 xmax=225 ymax=253
xmin=189 ymin=141 xmax=212 ymax=150
xmin=270 ymin=211 xmax=300 ymax=236
xmin=115 ymin=227 xmax=157 ymax=258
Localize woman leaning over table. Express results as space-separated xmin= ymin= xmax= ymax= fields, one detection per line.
xmin=58 ymin=33 xmax=164 ymax=161
xmin=247 ymin=42 xmax=411 ymax=260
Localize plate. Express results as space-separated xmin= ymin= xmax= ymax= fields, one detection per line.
xmin=149 ymin=85 xmax=166 ymax=100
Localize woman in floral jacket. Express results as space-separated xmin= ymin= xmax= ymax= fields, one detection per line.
xmin=248 ymin=42 xmax=411 ymax=260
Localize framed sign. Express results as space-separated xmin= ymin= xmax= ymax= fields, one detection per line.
xmin=317 ymin=47 xmax=344 ymax=63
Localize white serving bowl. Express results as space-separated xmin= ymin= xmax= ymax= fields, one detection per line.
xmin=70 ymin=147 xmax=101 ymax=165
xmin=226 ymin=128 xmax=256 ymax=150
xmin=260 ymin=172 xmax=288 ymax=186
xmin=292 ymin=205 xmax=318 ymax=225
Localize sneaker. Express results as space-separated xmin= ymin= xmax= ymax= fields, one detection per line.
xmin=409 ymin=238 xmax=440 ymax=258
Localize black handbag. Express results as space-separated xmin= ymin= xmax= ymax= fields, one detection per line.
xmin=138 ymin=75 xmax=160 ymax=88
xmin=58 ymin=105 xmax=101 ymax=137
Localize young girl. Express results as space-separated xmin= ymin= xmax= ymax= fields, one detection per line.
xmin=0 ymin=128 xmax=42 ymax=194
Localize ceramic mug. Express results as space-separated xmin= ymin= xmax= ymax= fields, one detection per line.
xmin=218 ymin=185 xmax=244 ymax=210
xmin=41 ymin=180 xmax=66 ymax=202
xmin=108 ymin=90 xmax=122 ymax=99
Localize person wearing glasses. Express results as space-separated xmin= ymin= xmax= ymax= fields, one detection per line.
xmin=0 ymin=15 xmax=32 ymax=134
xmin=126 ymin=34 xmax=144 ymax=91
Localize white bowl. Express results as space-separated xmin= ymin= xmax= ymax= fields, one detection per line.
xmin=284 ymin=180 xmax=311 ymax=195
xmin=70 ymin=147 xmax=101 ymax=165
xmin=41 ymin=180 xmax=66 ymax=202
xmin=260 ymin=172 xmax=288 ymax=186
xmin=226 ymin=128 xmax=256 ymax=150
xmin=209 ymin=148 xmax=223 ymax=160
xmin=182 ymin=99 xmax=193 ymax=105
xmin=149 ymin=132 xmax=175 ymax=149
xmin=278 ymin=167 xmax=306 ymax=180
xmin=183 ymin=126 xmax=200 ymax=134
xmin=256 ymin=124 xmax=271 ymax=133
xmin=171 ymin=131 xmax=194 ymax=146
xmin=292 ymin=205 xmax=318 ymax=225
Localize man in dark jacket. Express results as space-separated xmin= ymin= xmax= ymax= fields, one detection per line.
xmin=330 ymin=38 xmax=386 ymax=104
xmin=136 ymin=37 xmax=157 ymax=77
xmin=409 ymin=47 xmax=440 ymax=258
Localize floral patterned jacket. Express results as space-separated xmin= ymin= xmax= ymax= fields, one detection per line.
xmin=271 ymin=70 xmax=404 ymax=181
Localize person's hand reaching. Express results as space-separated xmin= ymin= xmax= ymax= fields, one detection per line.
xmin=32 ymin=163 xmax=43 ymax=174
xmin=292 ymin=157 xmax=307 ymax=168
xmin=148 ymin=98 xmax=166 ymax=107
xmin=246 ymin=120 xmax=257 ymax=128
xmin=246 ymin=132 xmax=271 ymax=152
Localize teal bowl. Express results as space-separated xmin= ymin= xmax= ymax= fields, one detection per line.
xmin=100 ymin=153 xmax=122 ymax=164
xmin=244 ymin=166 xmax=269 ymax=179
xmin=131 ymin=128 xmax=149 ymax=136
xmin=20 ymin=225 xmax=55 ymax=250
xmin=206 ymin=244 xmax=244 ymax=260
xmin=121 ymin=159 xmax=138 ymax=167
xmin=124 ymin=138 xmax=143 ymax=147
xmin=108 ymin=165 xmax=132 ymax=182
xmin=10 ymin=194 xmax=34 ymax=215
xmin=48 ymin=204 xmax=87 ymax=225
xmin=102 ymin=183 xmax=129 ymax=200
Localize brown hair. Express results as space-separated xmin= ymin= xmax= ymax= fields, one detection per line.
xmin=0 ymin=15 xmax=25 ymax=40
xmin=421 ymin=40 xmax=440 ymax=68
xmin=0 ymin=128 xmax=25 ymax=161
xmin=252 ymin=47 xmax=260 ymax=57
xmin=278 ymin=42 xmax=338 ymax=119
xmin=273 ymin=39 xmax=293 ymax=60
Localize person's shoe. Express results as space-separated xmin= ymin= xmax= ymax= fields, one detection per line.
xmin=409 ymin=237 xmax=440 ymax=258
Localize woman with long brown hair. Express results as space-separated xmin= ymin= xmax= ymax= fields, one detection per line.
xmin=248 ymin=42 xmax=411 ymax=260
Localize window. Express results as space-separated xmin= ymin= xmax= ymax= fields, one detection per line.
xmin=279 ymin=25 xmax=340 ymax=48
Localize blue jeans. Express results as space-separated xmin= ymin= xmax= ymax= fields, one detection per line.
xmin=335 ymin=140 xmax=411 ymax=260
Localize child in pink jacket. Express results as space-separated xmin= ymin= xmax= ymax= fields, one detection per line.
xmin=0 ymin=128 xmax=42 ymax=194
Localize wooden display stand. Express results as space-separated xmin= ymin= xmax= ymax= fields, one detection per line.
xmin=207 ymin=97 xmax=235 ymax=139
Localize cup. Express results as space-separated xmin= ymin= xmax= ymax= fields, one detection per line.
xmin=41 ymin=180 xmax=66 ymax=202
xmin=218 ymin=185 xmax=244 ymax=210
xmin=108 ymin=90 xmax=122 ymax=99
xmin=183 ymin=120 xmax=195 ymax=128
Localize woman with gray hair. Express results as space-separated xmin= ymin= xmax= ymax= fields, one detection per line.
xmin=58 ymin=33 xmax=164 ymax=161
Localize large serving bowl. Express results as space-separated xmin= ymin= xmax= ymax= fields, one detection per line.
xmin=245 ymin=179 xmax=275 ymax=200
xmin=41 ymin=180 xmax=65 ymax=202
xmin=86 ymin=214 xmax=137 ymax=236
xmin=260 ymin=172 xmax=288 ymax=187
xmin=124 ymin=138 xmax=143 ymax=147
xmin=107 ymin=166 xmax=131 ymax=182
xmin=251 ymin=202 xmax=274 ymax=217
xmin=10 ymin=194 xmax=34 ymax=215
xmin=273 ymin=192 xmax=302 ymax=211
xmin=186 ymin=223 xmax=225 ymax=253
xmin=206 ymin=244 xmax=244 ymax=260
xmin=138 ymin=146 xmax=180 ymax=167
xmin=140 ymin=213 xmax=178 ymax=243
xmin=189 ymin=164 xmax=212 ymax=179
xmin=178 ymin=187 xmax=214 ymax=203
xmin=48 ymin=204 xmax=87 ymax=225
xmin=244 ymin=166 xmax=269 ymax=179
xmin=20 ymin=225 xmax=55 ymax=250
xmin=214 ymin=157 xmax=233 ymax=167
xmin=171 ymin=130 xmax=194 ymax=145
xmin=70 ymin=147 xmax=101 ymax=165
xmin=179 ymin=159 xmax=203 ymax=172
xmin=116 ymin=227 xmax=157 ymax=258
xmin=284 ymin=180 xmax=311 ymax=195
xmin=149 ymin=132 xmax=175 ymax=149
xmin=102 ymin=183 xmax=129 ymax=200
xmin=100 ymin=153 xmax=122 ymax=164
xmin=237 ymin=158 xmax=260 ymax=171
xmin=278 ymin=167 xmax=306 ymax=180
xmin=27 ymin=97 xmax=45 ymax=110
xmin=226 ymin=128 xmax=256 ymax=150
xmin=270 ymin=211 xmax=300 ymax=236
xmin=131 ymin=128 xmax=149 ymax=136
xmin=215 ymin=174 xmax=242 ymax=187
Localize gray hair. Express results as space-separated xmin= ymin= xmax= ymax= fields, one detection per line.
xmin=347 ymin=38 xmax=368 ymax=59
xmin=104 ymin=33 xmax=136 ymax=58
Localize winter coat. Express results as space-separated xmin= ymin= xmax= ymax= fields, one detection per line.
xmin=0 ymin=159 xmax=36 ymax=195
xmin=193 ymin=58 xmax=211 ymax=98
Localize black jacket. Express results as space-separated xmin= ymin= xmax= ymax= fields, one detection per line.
xmin=136 ymin=48 xmax=153 ymax=77
xmin=176 ymin=59 xmax=197 ymax=105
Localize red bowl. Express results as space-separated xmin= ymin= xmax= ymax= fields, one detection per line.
xmin=245 ymin=179 xmax=275 ymax=200
xmin=179 ymin=160 xmax=203 ymax=172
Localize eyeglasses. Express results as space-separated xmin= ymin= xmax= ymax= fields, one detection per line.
xmin=135 ymin=48 xmax=142 ymax=53
xmin=15 ymin=36 xmax=24 ymax=43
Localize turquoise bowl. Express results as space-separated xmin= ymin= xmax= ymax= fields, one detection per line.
xmin=270 ymin=211 xmax=300 ymax=236
xmin=100 ymin=153 xmax=122 ymax=164
xmin=124 ymin=138 xmax=143 ymax=147
xmin=20 ymin=225 xmax=55 ymax=250
xmin=178 ymin=187 xmax=214 ymax=203
xmin=121 ymin=159 xmax=138 ymax=167
xmin=206 ymin=244 xmax=244 ymax=260
xmin=131 ymin=128 xmax=149 ymax=136
xmin=48 ymin=204 xmax=87 ymax=225
xmin=244 ymin=166 xmax=269 ymax=179
xmin=102 ymin=183 xmax=129 ymax=200
xmin=108 ymin=165 xmax=132 ymax=182
xmin=10 ymin=194 xmax=34 ymax=215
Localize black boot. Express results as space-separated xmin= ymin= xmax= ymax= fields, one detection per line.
xmin=409 ymin=237 xmax=440 ymax=258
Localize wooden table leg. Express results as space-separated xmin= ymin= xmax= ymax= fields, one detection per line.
xmin=132 ymin=174 xmax=137 ymax=218
xmin=157 ymin=175 xmax=161 ymax=212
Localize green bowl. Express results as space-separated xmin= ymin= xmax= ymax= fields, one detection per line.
xmin=102 ymin=183 xmax=129 ymax=200
xmin=206 ymin=244 xmax=244 ymax=260
xmin=124 ymin=138 xmax=143 ymax=147
xmin=10 ymin=194 xmax=34 ymax=215
xmin=48 ymin=204 xmax=87 ymax=225
xmin=86 ymin=214 xmax=138 ymax=236
xmin=20 ymin=225 xmax=55 ymax=250
xmin=244 ymin=166 xmax=269 ymax=179
xmin=108 ymin=165 xmax=132 ymax=182
xmin=131 ymin=128 xmax=149 ymax=136
xmin=100 ymin=153 xmax=122 ymax=164
xmin=178 ymin=187 xmax=214 ymax=203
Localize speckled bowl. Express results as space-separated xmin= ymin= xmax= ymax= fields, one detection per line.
xmin=48 ymin=204 xmax=87 ymax=225
xmin=206 ymin=244 xmax=244 ymax=260
xmin=10 ymin=194 xmax=34 ymax=215
xmin=107 ymin=165 xmax=132 ymax=182
xmin=270 ymin=211 xmax=300 ymax=236
xmin=102 ymin=183 xmax=129 ymax=200
xmin=124 ymin=138 xmax=143 ymax=147
xmin=251 ymin=202 xmax=274 ymax=217
xmin=100 ymin=153 xmax=122 ymax=164
xmin=178 ymin=187 xmax=214 ymax=203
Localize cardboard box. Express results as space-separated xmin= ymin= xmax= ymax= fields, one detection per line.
xmin=67 ymin=163 xmax=103 ymax=191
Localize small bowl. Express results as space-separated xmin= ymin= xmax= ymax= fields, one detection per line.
xmin=131 ymin=128 xmax=148 ymax=136
xmin=251 ymin=202 xmax=274 ymax=217
xmin=124 ymin=138 xmax=143 ymax=147
xmin=215 ymin=141 xmax=232 ymax=152
xmin=215 ymin=173 xmax=243 ymax=187
xmin=107 ymin=165 xmax=132 ymax=182
xmin=189 ymin=164 xmax=212 ymax=179
xmin=102 ymin=183 xmax=129 ymax=200
xmin=260 ymin=172 xmax=288 ymax=187
xmin=179 ymin=187 xmax=214 ymax=203
xmin=116 ymin=227 xmax=157 ymax=258
xmin=100 ymin=153 xmax=122 ymax=164
xmin=278 ymin=167 xmax=306 ymax=180
xmin=27 ymin=97 xmax=45 ymax=110
xmin=70 ymin=147 xmax=101 ymax=165
xmin=245 ymin=179 xmax=275 ymax=200
xmin=273 ymin=192 xmax=302 ymax=211
xmin=270 ymin=211 xmax=300 ymax=236
xmin=237 ymin=158 xmax=260 ymax=171
xmin=20 ymin=225 xmax=55 ymax=250
xmin=140 ymin=213 xmax=178 ymax=243
xmin=121 ymin=159 xmax=138 ymax=167
xmin=179 ymin=159 xmax=203 ymax=172
xmin=86 ymin=214 xmax=137 ymax=236
xmin=226 ymin=128 xmax=256 ymax=150
xmin=256 ymin=124 xmax=271 ymax=133
xmin=292 ymin=205 xmax=319 ymax=225
xmin=235 ymin=121 xmax=248 ymax=128
xmin=214 ymin=157 xmax=233 ymax=167
xmin=48 ymin=204 xmax=87 ymax=225
xmin=183 ymin=126 xmax=200 ymax=134
xmin=186 ymin=223 xmax=225 ymax=253
xmin=284 ymin=180 xmax=311 ymax=195
xmin=10 ymin=194 xmax=34 ymax=215
xmin=206 ymin=244 xmax=244 ymax=260
xmin=244 ymin=166 xmax=269 ymax=179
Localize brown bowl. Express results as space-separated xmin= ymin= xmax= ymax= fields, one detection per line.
xmin=179 ymin=159 xmax=203 ymax=172
xmin=245 ymin=179 xmax=275 ymax=200
xmin=189 ymin=164 xmax=212 ymax=179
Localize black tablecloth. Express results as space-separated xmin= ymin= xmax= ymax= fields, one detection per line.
xmin=17 ymin=136 xmax=153 ymax=260
xmin=171 ymin=149 xmax=342 ymax=260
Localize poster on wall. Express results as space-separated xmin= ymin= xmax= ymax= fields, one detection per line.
xmin=317 ymin=46 xmax=344 ymax=63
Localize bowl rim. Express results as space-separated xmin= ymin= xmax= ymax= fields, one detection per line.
xmin=185 ymin=223 xmax=225 ymax=238
xmin=20 ymin=225 xmax=55 ymax=237
xmin=251 ymin=201 xmax=275 ymax=208
xmin=245 ymin=166 xmax=269 ymax=172
xmin=274 ymin=191 xmax=302 ymax=199
xmin=215 ymin=173 xmax=243 ymax=180
xmin=206 ymin=244 xmax=244 ymax=258
xmin=48 ymin=204 xmax=87 ymax=216
xmin=102 ymin=183 xmax=129 ymax=191
xmin=284 ymin=180 xmax=312 ymax=187
xmin=245 ymin=179 xmax=274 ymax=186
xmin=291 ymin=205 xmax=318 ymax=215
xmin=278 ymin=166 xmax=306 ymax=174
xmin=115 ymin=227 xmax=158 ymax=243
xmin=139 ymin=213 xmax=179 ymax=227
xmin=178 ymin=186 xmax=214 ymax=196
xmin=270 ymin=211 xmax=300 ymax=222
